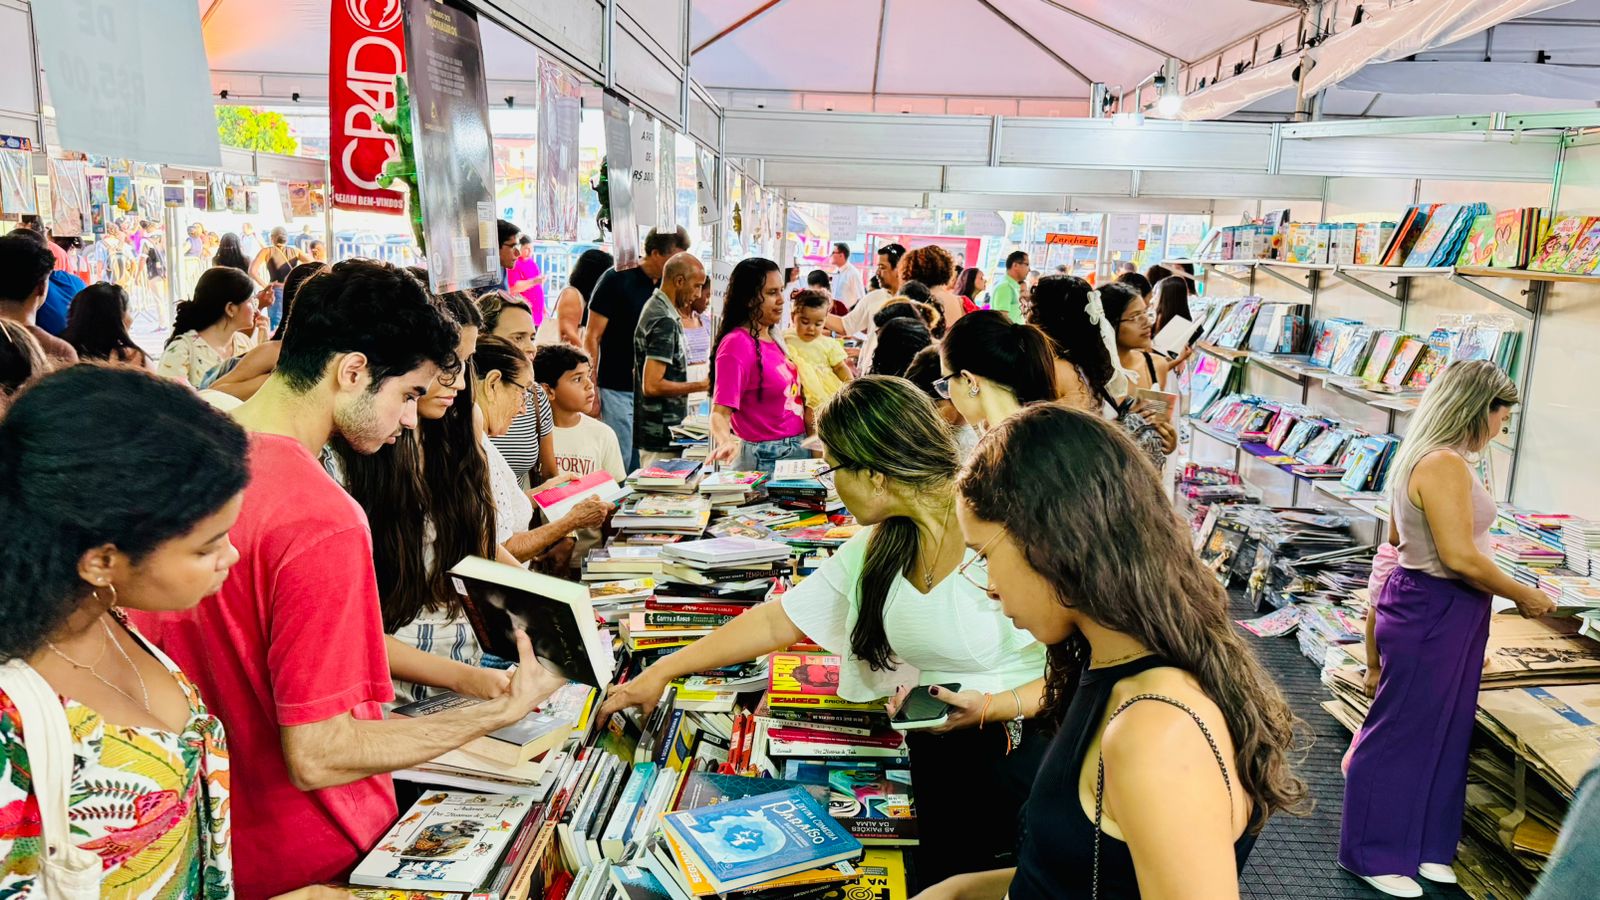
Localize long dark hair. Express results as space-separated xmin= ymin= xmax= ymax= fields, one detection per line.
xmin=817 ymin=377 xmax=960 ymax=670
xmin=62 ymin=282 xmax=145 ymax=364
xmin=959 ymin=404 xmax=1309 ymax=825
xmin=168 ymin=267 xmax=254 ymax=345
xmin=0 ymin=366 xmax=249 ymax=660
xmin=711 ymin=257 xmax=781 ymax=394
xmin=940 ymin=309 xmax=1057 ymax=405
xmin=212 ymin=233 xmax=250 ymax=273
xmin=567 ymin=248 xmax=614 ymax=302
xmin=1153 ymin=276 xmax=1193 ymax=335
xmin=272 ymin=261 xmax=328 ymax=341
xmin=1027 ymin=274 xmax=1115 ymax=398
xmin=333 ymin=290 xmax=495 ymax=633
xmin=953 ymin=267 xmax=983 ymax=301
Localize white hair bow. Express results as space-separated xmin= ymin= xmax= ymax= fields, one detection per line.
xmin=1086 ymin=288 xmax=1136 ymax=402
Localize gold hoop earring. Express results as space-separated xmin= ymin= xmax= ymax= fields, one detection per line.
xmin=93 ymin=583 xmax=119 ymax=609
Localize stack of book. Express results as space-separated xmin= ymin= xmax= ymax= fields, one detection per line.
xmin=698 ymin=469 xmax=769 ymax=507
xmin=631 ymin=458 xmax=705 ymax=493
xmin=1562 ymin=518 xmax=1600 ymax=576
xmin=1492 ymin=534 xmax=1566 ymax=575
xmin=393 ymin=682 xmax=598 ymax=793
xmin=764 ymin=459 xmax=842 ymax=514
xmin=760 ymin=652 xmax=906 ymax=764
xmin=612 ymin=494 xmax=713 ymax=539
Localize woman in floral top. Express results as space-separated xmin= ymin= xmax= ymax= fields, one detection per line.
xmin=156 ymin=267 xmax=270 ymax=389
xmin=0 ymin=367 xmax=336 ymax=899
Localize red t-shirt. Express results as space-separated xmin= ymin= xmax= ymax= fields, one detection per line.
xmin=129 ymin=433 xmax=397 ymax=899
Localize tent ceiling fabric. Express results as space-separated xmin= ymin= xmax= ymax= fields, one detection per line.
xmin=686 ymin=0 xmax=1288 ymax=98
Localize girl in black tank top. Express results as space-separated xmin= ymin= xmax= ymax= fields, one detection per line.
xmin=929 ymin=404 xmax=1308 ymax=900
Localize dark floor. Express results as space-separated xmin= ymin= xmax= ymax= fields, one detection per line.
xmin=1231 ymin=591 xmax=1469 ymax=900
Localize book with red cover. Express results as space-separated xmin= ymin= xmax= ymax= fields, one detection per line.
xmin=766 ymin=727 xmax=908 ymax=749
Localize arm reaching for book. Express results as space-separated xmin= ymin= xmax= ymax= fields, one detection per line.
xmin=911 ymin=868 xmax=1015 ymax=900
xmin=708 ymin=404 xmax=741 ymax=466
xmin=601 ymin=600 xmax=805 ymax=717
xmin=503 ymin=499 xmax=607 ymax=562
xmin=279 ymin=630 xmax=565 ymax=791
xmin=384 ymin=635 xmax=510 ymax=700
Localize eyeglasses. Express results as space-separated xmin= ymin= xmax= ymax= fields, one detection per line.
xmin=932 ymin=375 xmax=954 ymax=400
xmin=957 ymin=531 xmax=1004 ymax=594
xmin=814 ymin=462 xmax=846 ymax=479
xmin=503 ymin=377 xmax=532 ymax=394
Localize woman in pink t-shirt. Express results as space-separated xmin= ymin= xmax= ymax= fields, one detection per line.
xmin=508 ymin=236 xmax=546 ymax=325
xmin=707 ymin=257 xmax=808 ymax=475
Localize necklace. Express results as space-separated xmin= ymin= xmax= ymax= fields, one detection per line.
xmin=47 ymin=618 xmax=152 ymax=714
xmin=918 ymin=505 xmax=955 ymax=590
xmin=1090 ymin=648 xmax=1154 ymax=668
xmin=44 ymin=621 xmax=112 ymax=671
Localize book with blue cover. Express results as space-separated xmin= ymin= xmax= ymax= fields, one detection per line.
xmin=661 ymin=787 xmax=863 ymax=893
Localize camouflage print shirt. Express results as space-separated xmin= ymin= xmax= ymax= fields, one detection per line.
xmin=633 ymin=290 xmax=689 ymax=452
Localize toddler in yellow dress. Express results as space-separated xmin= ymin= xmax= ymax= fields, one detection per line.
xmin=783 ymin=289 xmax=853 ymax=410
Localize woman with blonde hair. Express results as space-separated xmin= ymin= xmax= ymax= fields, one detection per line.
xmin=1341 ymin=359 xmax=1552 ymax=898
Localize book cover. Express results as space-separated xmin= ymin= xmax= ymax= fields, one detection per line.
xmin=660 ymin=537 xmax=791 ymax=568
xmin=532 ymin=471 xmax=627 ymax=523
xmin=1530 ymin=216 xmax=1591 ymax=271
xmin=673 ymin=771 xmax=830 ymax=813
xmin=1456 ymin=214 xmax=1497 ymax=267
xmin=660 ymin=788 xmax=863 ymax=893
xmin=1404 ymin=328 xmax=1456 ymax=391
xmin=609 ymin=863 xmax=675 ymax=900
xmin=787 ymin=762 xmax=916 ymax=846
xmin=1491 ymin=208 xmax=1527 ymax=268
xmin=393 ymin=681 xmax=593 ymax=766
xmin=1432 ymin=203 xmax=1485 ymax=266
xmin=769 ymin=653 xmax=842 ymax=697
xmin=1381 ymin=337 xmax=1427 ymax=388
xmin=351 ymin=792 xmax=536 ymax=892
xmin=1380 ymin=205 xmax=1422 ymax=265
xmin=1330 ymin=326 xmax=1374 ymax=377
xmin=1561 ymin=217 xmax=1600 ymax=274
xmin=636 ymin=458 xmax=703 ymax=483
xmin=1403 ymin=204 xmax=1461 ymax=267
xmin=1360 ymin=331 xmax=1401 ymax=383
xmin=449 ymin=556 xmax=614 ymax=687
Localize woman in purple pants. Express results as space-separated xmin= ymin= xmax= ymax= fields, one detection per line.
xmin=1340 ymin=360 xmax=1554 ymax=897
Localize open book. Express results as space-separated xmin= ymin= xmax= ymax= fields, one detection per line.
xmin=449 ymin=556 xmax=615 ymax=687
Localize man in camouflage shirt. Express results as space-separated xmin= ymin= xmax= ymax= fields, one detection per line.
xmin=632 ymin=252 xmax=710 ymax=467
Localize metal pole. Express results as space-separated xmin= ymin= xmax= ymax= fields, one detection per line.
xmin=322 ymin=158 xmax=336 ymax=262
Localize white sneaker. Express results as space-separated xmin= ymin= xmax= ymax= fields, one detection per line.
xmin=1418 ymin=863 xmax=1458 ymax=884
xmin=1348 ymin=872 xmax=1423 ymax=897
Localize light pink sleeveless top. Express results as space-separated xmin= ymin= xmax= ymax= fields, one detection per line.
xmin=1394 ymin=447 xmax=1496 ymax=579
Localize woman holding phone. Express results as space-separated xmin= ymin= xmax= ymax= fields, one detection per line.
xmin=603 ymin=377 xmax=1047 ymax=887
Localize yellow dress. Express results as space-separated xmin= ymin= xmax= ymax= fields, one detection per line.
xmin=783 ymin=332 xmax=847 ymax=410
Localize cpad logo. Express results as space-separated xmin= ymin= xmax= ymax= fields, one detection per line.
xmin=347 ymin=0 xmax=402 ymax=32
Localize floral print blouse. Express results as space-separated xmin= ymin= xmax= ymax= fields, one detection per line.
xmin=0 ymin=623 xmax=233 ymax=898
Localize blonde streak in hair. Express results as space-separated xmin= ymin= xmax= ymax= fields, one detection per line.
xmin=1387 ymin=360 xmax=1517 ymax=507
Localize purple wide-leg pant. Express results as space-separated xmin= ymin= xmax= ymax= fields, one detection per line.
xmin=1340 ymin=566 xmax=1491 ymax=876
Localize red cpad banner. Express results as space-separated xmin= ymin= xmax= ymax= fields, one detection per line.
xmin=329 ymin=0 xmax=407 ymax=213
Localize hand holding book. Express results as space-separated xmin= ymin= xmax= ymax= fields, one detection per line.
xmin=487 ymin=628 xmax=574 ymax=730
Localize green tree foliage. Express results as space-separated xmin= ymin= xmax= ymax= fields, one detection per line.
xmin=215 ymin=106 xmax=300 ymax=155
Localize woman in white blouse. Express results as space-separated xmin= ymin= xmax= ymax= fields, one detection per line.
xmin=602 ymin=376 xmax=1048 ymax=886
xmin=472 ymin=334 xmax=611 ymax=570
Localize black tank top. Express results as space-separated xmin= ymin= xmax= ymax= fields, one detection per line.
xmin=1009 ymin=655 xmax=1261 ymax=899
xmin=267 ymin=248 xmax=295 ymax=282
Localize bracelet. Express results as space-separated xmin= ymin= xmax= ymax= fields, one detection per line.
xmin=1004 ymin=688 xmax=1025 ymax=754
xmin=979 ymin=692 xmax=994 ymax=729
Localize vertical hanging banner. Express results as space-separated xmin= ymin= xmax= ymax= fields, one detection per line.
xmin=696 ymin=148 xmax=720 ymax=226
xmin=404 ymin=0 xmax=498 ymax=292
xmin=630 ymin=113 xmax=658 ymax=229
xmin=602 ymin=93 xmax=639 ymax=271
xmin=32 ymin=0 xmax=220 ymax=167
xmin=537 ymin=55 xmax=581 ymax=242
xmin=330 ymin=0 xmax=408 ymax=213
xmin=657 ymin=125 xmax=678 ymax=232
xmin=829 ymin=205 xmax=861 ymax=244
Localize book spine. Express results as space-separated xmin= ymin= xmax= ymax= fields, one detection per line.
xmin=655 ymin=710 xmax=685 ymax=766
xmin=757 ymin=716 xmax=873 ymax=737
xmin=643 ymin=611 xmax=736 ymax=627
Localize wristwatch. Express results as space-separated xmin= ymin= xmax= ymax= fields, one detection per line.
xmin=1004 ymin=688 xmax=1025 ymax=753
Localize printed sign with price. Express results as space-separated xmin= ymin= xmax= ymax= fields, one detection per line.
xmin=32 ymin=0 xmax=220 ymax=167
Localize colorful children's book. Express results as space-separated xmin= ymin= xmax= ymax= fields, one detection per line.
xmin=660 ymin=788 xmax=863 ymax=894
xmin=1360 ymin=331 xmax=1401 ymax=383
xmin=1491 ymin=208 xmax=1527 ymax=268
xmin=1561 ymin=217 xmax=1600 ymax=274
xmin=1355 ymin=222 xmax=1397 ymax=265
xmin=1456 ymin=214 xmax=1497 ymax=267
xmin=1403 ymin=328 xmax=1456 ymax=391
xmin=1404 ymin=204 xmax=1462 ymax=267
xmin=1530 ymin=216 xmax=1592 ymax=272
xmin=1381 ymin=337 xmax=1427 ymax=388
xmin=1330 ymin=326 xmax=1374 ymax=377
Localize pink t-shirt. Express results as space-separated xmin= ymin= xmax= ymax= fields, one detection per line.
xmin=129 ymin=434 xmax=397 ymax=899
xmin=712 ymin=329 xmax=806 ymax=443
xmin=510 ymin=257 xmax=545 ymax=324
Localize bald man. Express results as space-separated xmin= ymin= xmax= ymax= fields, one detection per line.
xmin=632 ymin=251 xmax=711 ymax=467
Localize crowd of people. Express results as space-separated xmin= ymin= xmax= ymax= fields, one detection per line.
xmin=0 ymin=212 xmax=1594 ymax=900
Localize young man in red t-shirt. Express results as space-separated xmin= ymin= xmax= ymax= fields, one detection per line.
xmin=131 ymin=260 xmax=569 ymax=899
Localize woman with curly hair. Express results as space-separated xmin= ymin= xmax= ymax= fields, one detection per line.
xmin=900 ymin=245 xmax=965 ymax=334
xmin=917 ymin=403 xmax=1309 ymax=899
xmin=707 ymin=257 xmax=808 ymax=474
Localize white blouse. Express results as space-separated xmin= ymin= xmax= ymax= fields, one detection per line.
xmin=780 ymin=526 xmax=1047 ymax=702
xmin=484 ymin=435 xmax=534 ymax=541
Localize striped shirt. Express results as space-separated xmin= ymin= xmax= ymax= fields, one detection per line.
xmin=489 ymin=384 xmax=555 ymax=489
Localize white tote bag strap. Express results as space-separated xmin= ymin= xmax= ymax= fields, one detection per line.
xmin=0 ymin=660 xmax=103 ymax=898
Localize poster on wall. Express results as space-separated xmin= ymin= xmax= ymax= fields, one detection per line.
xmin=696 ymin=148 xmax=719 ymax=226
xmin=630 ymin=113 xmax=658 ymax=229
xmin=602 ymin=92 xmax=639 ymax=271
xmin=658 ymin=125 xmax=677 ymax=232
xmin=405 ymin=0 xmax=498 ymax=293
xmin=829 ymin=205 xmax=860 ymax=244
xmin=329 ymin=0 xmax=407 ymax=213
xmin=0 ymin=150 xmax=36 ymax=215
xmin=33 ymin=176 xmax=53 ymax=227
xmin=1107 ymin=214 xmax=1141 ymax=253
xmin=537 ymin=55 xmax=581 ymax=242
xmin=134 ymin=177 xmax=162 ymax=220
xmin=31 ymin=0 xmax=219 ymax=167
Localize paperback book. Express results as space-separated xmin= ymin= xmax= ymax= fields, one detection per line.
xmin=350 ymin=792 xmax=537 ymax=893
xmin=449 ymin=556 xmax=614 ymax=687
xmin=660 ymin=788 xmax=863 ymax=894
